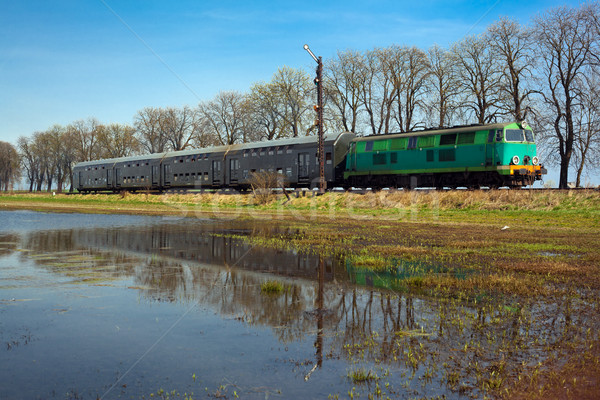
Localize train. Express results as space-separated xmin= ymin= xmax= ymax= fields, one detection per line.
xmin=72 ymin=121 xmax=546 ymax=192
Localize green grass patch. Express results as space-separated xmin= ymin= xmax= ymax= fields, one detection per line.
xmin=260 ymin=280 xmax=284 ymax=295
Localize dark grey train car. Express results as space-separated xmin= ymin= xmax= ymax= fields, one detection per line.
xmin=222 ymin=132 xmax=355 ymax=189
xmin=73 ymin=153 xmax=164 ymax=193
xmin=163 ymin=145 xmax=230 ymax=189
xmin=72 ymin=132 xmax=356 ymax=192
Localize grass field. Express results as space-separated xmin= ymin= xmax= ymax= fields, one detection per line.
xmin=2 ymin=189 xmax=600 ymax=398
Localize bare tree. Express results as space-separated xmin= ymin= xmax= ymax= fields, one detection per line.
xmin=0 ymin=141 xmax=20 ymax=191
xmin=452 ymin=35 xmax=503 ymax=124
xmin=160 ymin=106 xmax=198 ymax=151
xmin=96 ymin=123 xmax=140 ymax=159
xmin=487 ymin=18 xmax=537 ymax=121
xmin=572 ymin=73 xmax=600 ymax=187
xmin=425 ymin=45 xmax=462 ymax=127
xmin=359 ymin=48 xmax=397 ymax=135
xmin=198 ymin=91 xmax=247 ymax=145
xmin=534 ymin=4 xmax=597 ymax=188
xmin=247 ymin=81 xmax=287 ymax=141
xmin=324 ymin=49 xmax=365 ymax=133
xmin=269 ymin=67 xmax=313 ymax=137
xmin=385 ymin=45 xmax=430 ymax=132
xmin=67 ymin=118 xmax=101 ymax=161
xmin=17 ymin=135 xmax=40 ymax=192
xmin=134 ymin=107 xmax=168 ymax=154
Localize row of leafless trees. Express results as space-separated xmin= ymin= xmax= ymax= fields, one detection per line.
xmin=323 ymin=4 xmax=600 ymax=188
xmin=7 ymin=2 xmax=600 ymax=191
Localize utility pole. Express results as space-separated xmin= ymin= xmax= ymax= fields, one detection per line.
xmin=303 ymin=44 xmax=325 ymax=194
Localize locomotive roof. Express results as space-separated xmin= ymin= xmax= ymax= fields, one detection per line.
xmin=352 ymin=122 xmax=528 ymax=141
xmin=73 ymin=132 xmax=354 ymax=168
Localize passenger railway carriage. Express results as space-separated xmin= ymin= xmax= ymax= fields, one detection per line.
xmin=73 ymin=132 xmax=356 ymax=193
xmin=73 ymin=122 xmax=546 ymax=193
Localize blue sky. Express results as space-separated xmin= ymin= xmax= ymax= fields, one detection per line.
xmin=0 ymin=0 xmax=571 ymax=147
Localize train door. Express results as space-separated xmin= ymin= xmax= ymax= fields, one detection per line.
xmin=78 ymin=171 xmax=83 ymax=190
xmin=485 ymin=130 xmax=497 ymax=166
xmin=163 ymin=164 xmax=171 ymax=186
xmin=107 ymin=169 xmax=113 ymax=189
xmin=298 ymin=153 xmax=310 ymax=182
xmin=212 ymin=160 xmax=222 ymax=184
xmin=152 ymin=165 xmax=159 ymax=186
xmin=115 ymin=168 xmax=121 ymax=188
xmin=229 ymin=159 xmax=239 ymax=183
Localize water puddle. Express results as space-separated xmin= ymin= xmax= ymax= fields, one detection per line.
xmin=0 ymin=210 xmax=598 ymax=399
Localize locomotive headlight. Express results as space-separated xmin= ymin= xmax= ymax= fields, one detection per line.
xmin=532 ymin=156 xmax=539 ymax=165
xmin=511 ymin=155 xmax=520 ymax=165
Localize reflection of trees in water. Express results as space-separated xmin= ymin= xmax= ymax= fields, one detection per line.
xmin=0 ymin=234 xmax=19 ymax=256
xmin=16 ymin=225 xmax=600 ymax=397
xmin=19 ymin=230 xmax=139 ymax=281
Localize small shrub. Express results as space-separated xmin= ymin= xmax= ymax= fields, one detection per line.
xmin=248 ymin=171 xmax=285 ymax=205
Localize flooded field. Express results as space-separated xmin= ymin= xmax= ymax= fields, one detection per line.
xmin=0 ymin=210 xmax=599 ymax=399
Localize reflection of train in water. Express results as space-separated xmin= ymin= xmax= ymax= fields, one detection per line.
xmin=346 ymin=260 xmax=470 ymax=292
xmin=73 ymin=122 xmax=546 ymax=192
xmin=72 ymin=223 xmax=344 ymax=282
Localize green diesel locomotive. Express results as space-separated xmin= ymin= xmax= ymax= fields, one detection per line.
xmin=344 ymin=122 xmax=546 ymax=189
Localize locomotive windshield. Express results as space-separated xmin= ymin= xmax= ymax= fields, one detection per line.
xmin=505 ymin=129 xmax=534 ymax=142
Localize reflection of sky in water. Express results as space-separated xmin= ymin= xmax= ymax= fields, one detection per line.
xmin=0 ymin=210 xmax=164 ymax=233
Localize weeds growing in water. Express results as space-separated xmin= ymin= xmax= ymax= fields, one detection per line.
xmin=260 ymin=280 xmax=284 ymax=294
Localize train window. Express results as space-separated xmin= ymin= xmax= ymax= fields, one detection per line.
xmin=260 ymin=150 xmax=265 ymax=156
xmin=426 ymin=150 xmax=434 ymax=162
xmin=525 ymin=130 xmax=534 ymax=142
xmin=180 ymin=159 xmax=184 ymax=163
xmin=407 ymin=137 xmax=418 ymax=150
xmin=286 ymin=167 xmax=292 ymax=177
xmin=136 ymin=163 xmax=140 ymax=167
xmin=496 ymin=130 xmax=503 ymax=142
xmin=365 ymin=141 xmax=374 ymax=152
xmin=457 ymin=132 xmax=476 ymax=145
xmin=326 ymin=152 xmax=332 ymax=165
xmin=243 ymin=151 xmax=249 ymax=158
xmin=243 ymin=170 xmax=248 ymax=179
xmin=204 ymin=172 xmax=209 ymax=180
xmin=505 ymin=129 xmax=524 ymax=142
xmin=418 ymin=136 xmax=435 ymax=148
xmin=252 ymin=152 xmax=257 ymax=157
xmin=286 ymin=147 xmax=292 ymax=154
xmin=440 ymin=134 xmax=457 ymax=146
xmin=373 ymin=140 xmax=387 ymax=151
xmin=268 ymin=148 xmax=274 ymax=155
xmin=277 ymin=148 xmax=283 ymax=155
